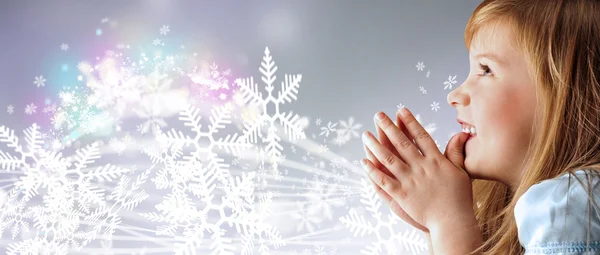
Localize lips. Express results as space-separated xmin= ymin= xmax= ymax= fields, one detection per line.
xmin=457 ymin=118 xmax=477 ymax=136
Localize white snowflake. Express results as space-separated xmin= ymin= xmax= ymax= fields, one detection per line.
xmin=33 ymin=75 xmax=46 ymax=88
xmin=419 ymin=86 xmax=427 ymax=94
xmin=159 ymin=25 xmax=170 ymax=35
xmin=101 ymin=17 xmax=109 ymax=23
xmin=234 ymin=47 xmax=306 ymax=171
xmin=397 ymin=103 xmax=405 ymax=109
xmin=0 ymin=124 xmax=145 ymax=254
xmin=415 ymin=61 xmax=425 ymax=71
xmin=430 ymin=101 xmax=440 ymax=112
xmin=141 ymin=103 xmax=283 ymax=254
xmin=334 ymin=117 xmax=362 ymax=144
xmin=152 ymin=38 xmax=162 ymax=46
xmin=315 ymin=118 xmax=322 ymax=126
xmin=426 ymin=70 xmax=431 ymax=78
xmin=340 ymin=178 xmax=429 ymax=254
xmin=443 ymin=74 xmax=458 ymax=90
xmin=7 ymin=104 xmax=14 ymax=114
xmin=24 ymin=103 xmax=37 ymax=115
xmin=60 ymin=43 xmax=69 ymax=51
xmin=319 ymin=121 xmax=337 ymax=137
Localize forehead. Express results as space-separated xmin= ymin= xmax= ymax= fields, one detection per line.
xmin=469 ymin=21 xmax=517 ymax=61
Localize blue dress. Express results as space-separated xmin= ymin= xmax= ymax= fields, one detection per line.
xmin=514 ymin=169 xmax=600 ymax=254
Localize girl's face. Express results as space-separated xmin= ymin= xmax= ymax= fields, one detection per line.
xmin=447 ymin=22 xmax=537 ymax=188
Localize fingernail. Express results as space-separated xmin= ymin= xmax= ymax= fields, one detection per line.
xmin=360 ymin=159 xmax=367 ymax=166
xmin=375 ymin=112 xmax=385 ymax=120
xmin=400 ymin=107 xmax=410 ymax=118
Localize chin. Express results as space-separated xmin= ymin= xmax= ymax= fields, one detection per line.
xmin=464 ymin=158 xmax=505 ymax=183
xmin=464 ymin=156 xmax=487 ymax=180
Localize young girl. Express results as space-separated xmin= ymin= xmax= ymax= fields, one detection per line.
xmin=360 ymin=0 xmax=600 ymax=254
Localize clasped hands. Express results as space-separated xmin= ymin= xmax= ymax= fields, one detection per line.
xmin=360 ymin=107 xmax=475 ymax=233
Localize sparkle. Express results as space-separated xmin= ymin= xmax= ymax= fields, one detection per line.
xmin=159 ymin=25 xmax=170 ymax=35
xmin=24 ymin=103 xmax=37 ymax=115
xmin=33 ymin=75 xmax=46 ymax=88
xmin=415 ymin=61 xmax=425 ymax=71
xmin=60 ymin=43 xmax=69 ymax=51
xmin=430 ymin=101 xmax=440 ymax=112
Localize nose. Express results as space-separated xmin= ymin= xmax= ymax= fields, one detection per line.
xmin=447 ymin=82 xmax=470 ymax=108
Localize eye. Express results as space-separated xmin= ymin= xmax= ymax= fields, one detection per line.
xmin=479 ymin=63 xmax=493 ymax=76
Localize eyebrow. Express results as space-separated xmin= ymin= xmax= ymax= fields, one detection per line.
xmin=474 ymin=52 xmax=506 ymax=66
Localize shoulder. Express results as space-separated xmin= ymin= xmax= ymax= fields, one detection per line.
xmin=514 ymin=169 xmax=600 ymax=254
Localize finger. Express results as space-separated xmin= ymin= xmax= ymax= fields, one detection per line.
xmin=396 ymin=111 xmax=420 ymax=156
xmin=364 ymin=144 xmax=395 ymax=178
xmin=396 ymin=110 xmax=414 ymax=142
xmin=374 ymin=112 xmax=423 ymax=164
xmin=376 ymin=118 xmax=402 ymax=159
xmin=361 ymin=158 xmax=402 ymax=198
xmin=362 ymin=131 xmax=408 ymax=178
xmin=444 ymin=132 xmax=469 ymax=170
xmin=396 ymin=108 xmax=439 ymax=157
xmin=369 ymin=178 xmax=393 ymax=202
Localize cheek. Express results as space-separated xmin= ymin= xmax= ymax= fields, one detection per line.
xmin=477 ymin=91 xmax=534 ymax=165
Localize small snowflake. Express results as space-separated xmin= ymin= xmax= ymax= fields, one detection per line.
xmin=33 ymin=75 xmax=46 ymax=88
xmin=415 ymin=61 xmax=425 ymax=71
xmin=319 ymin=121 xmax=338 ymax=137
xmin=152 ymin=38 xmax=162 ymax=46
xmin=430 ymin=101 xmax=440 ymax=112
xmin=159 ymin=25 xmax=170 ymax=35
xmin=60 ymin=43 xmax=69 ymax=51
xmin=426 ymin=70 xmax=431 ymax=78
xmin=336 ymin=116 xmax=362 ymax=141
xmin=419 ymin=86 xmax=427 ymax=94
xmin=6 ymin=105 xmax=14 ymax=114
xmin=318 ymin=144 xmax=329 ymax=153
xmin=101 ymin=17 xmax=109 ymax=23
xmin=444 ymin=74 xmax=458 ymax=90
xmin=397 ymin=103 xmax=405 ymax=109
xmin=24 ymin=103 xmax=37 ymax=115
xmin=315 ymin=118 xmax=322 ymax=126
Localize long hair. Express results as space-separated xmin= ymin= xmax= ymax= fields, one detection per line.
xmin=463 ymin=0 xmax=600 ymax=254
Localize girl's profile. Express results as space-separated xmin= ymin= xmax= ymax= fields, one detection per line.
xmin=361 ymin=0 xmax=600 ymax=254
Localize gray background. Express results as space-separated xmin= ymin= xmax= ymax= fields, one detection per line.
xmin=0 ymin=1 xmax=481 ymax=254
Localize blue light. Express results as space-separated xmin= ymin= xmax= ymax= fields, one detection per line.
xmin=61 ymin=64 xmax=69 ymax=72
xmin=96 ymin=28 xmax=103 ymax=36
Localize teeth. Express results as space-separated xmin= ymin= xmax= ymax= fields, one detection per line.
xmin=462 ymin=125 xmax=477 ymax=135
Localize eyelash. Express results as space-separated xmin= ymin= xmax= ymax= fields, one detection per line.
xmin=479 ymin=63 xmax=493 ymax=76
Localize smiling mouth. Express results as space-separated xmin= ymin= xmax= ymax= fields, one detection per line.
xmin=462 ymin=126 xmax=477 ymax=137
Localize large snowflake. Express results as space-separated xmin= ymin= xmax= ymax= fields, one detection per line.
xmin=0 ymin=123 xmax=149 ymax=254
xmin=141 ymin=102 xmax=285 ymax=254
xmin=340 ymin=178 xmax=428 ymax=255
xmin=234 ymin=47 xmax=306 ymax=174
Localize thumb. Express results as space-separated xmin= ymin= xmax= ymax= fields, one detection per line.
xmin=444 ymin=132 xmax=469 ymax=170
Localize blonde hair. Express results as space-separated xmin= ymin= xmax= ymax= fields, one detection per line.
xmin=464 ymin=0 xmax=600 ymax=254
